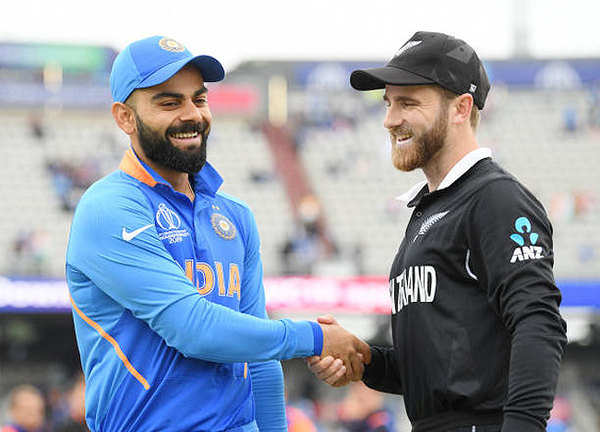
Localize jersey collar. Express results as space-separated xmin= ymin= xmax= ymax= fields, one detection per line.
xmin=397 ymin=147 xmax=492 ymax=206
xmin=119 ymin=147 xmax=224 ymax=197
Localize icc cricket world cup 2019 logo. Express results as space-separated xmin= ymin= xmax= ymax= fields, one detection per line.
xmin=156 ymin=203 xmax=181 ymax=231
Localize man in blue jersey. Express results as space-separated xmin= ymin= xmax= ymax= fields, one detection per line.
xmin=66 ymin=36 xmax=368 ymax=432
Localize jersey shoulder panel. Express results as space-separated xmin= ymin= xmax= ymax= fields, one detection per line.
xmin=216 ymin=191 xmax=253 ymax=213
xmin=75 ymin=170 xmax=153 ymax=219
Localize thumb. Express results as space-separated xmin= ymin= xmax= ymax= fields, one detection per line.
xmin=317 ymin=314 xmax=338 ymax=325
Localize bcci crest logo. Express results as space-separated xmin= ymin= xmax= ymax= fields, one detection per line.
xmin=211 ymin=213 xmax=236 ymax=240
xmin=509 ymin=216 xmax=543 ymax=263
xmin=158 ymin=37 xmax=185 ymax=53
xmin=156 ymin=203 xmax=181 ymax=230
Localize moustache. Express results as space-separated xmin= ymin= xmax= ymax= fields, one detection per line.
xmin=165 ymin=121 xmax=208 ymax=137
xmin=389 ymin=125 xmax=414 ymax=136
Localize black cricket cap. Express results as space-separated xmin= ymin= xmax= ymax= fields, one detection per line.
xmin=350 ymin=31 xmax=490 ymax=109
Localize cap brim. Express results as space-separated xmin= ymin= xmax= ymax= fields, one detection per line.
xmin=350 ymin=66 xmax=435 ymax=90
xmin=138 ymin=55 xmax=225 ymax=90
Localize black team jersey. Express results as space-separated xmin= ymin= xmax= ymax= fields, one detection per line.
xmin=362 ymin=153 xmax=567 ymax=432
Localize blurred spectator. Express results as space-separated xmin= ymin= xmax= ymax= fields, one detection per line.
xmin=280 ymin=195 xmax=330 ymax=275
xmin=286 ymin=405 xmax=318 ymax=432
xmin=335 ymin=382 xmax=395 ymax=432
xmin=46 ymin=159 xmax=101 ymax=212
xmin=53 ymin=375 xmax=88 ymax=432
xmin=280 ymin=221 xmax=322 ymax=275
xmin=549 ymin=191 xmax=594 ymax=222
xmin=587 ymin=82 xmax=600 ymax=129
xmin=28 ymin=114 xmax=45 ymax=143
xmin=7 ymin=229 xmax=50 ymax=277
xmin=1 ymin=385 xmax=46 ymax=432
xmin=562 ymin=107 xmax=578 ymax=133
xmin=546 ymin=396 xmax=572 ymax=432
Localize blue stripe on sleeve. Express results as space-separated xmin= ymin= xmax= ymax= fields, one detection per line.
xmin=309 ymin=321 xmax=323 ymax=356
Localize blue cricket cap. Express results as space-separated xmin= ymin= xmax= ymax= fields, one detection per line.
xmin=110 ymin=36 xmax=225 ymax=103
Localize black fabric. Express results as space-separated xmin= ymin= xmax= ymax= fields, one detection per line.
xmin=363 ymin=158 xmax=567 ymax=432
xmin=350 ymin=31 xmax=490 ymax=109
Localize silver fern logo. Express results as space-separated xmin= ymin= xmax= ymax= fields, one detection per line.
xmin=412 ymin=211 xmax=449 ymax=242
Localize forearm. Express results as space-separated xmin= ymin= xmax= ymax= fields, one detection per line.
xmin=362 ymin=346 xmax=403 ymax=394
xmin=502 ymin=313 xmax=567 ymax=432
xmin=154 ymin=298 xmax=322 ymax=362
xmin=249 ymin=360 xmax=287 ymax=432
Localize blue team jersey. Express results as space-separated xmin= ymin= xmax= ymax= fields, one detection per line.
xmin=66 ymin=148 xmax=321 ymax=432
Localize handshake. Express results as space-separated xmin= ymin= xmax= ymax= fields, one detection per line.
xmin=308 ymin=315 xmax=371 ymax=387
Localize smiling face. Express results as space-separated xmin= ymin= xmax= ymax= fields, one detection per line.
xmin=383 ymin=85 xmax=450 ymax=172
xmin=126 ymin=64 xmax=212 ymax=174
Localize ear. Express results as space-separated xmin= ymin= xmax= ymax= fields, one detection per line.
xmin=111 ymin=102 xmax=137 ymax=135
xmin=451 ymin=94 xmax=473 ymax=126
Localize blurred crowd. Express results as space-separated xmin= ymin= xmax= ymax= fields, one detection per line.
xmin=1 ymin=375 xmax=87 ymax=432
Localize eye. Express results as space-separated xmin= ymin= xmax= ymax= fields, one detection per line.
xmin=383 ymin=99 xmax=391 ymax=108
xmin=161 ymin=101 xmax=179 ymax=107
xmin=195 ymin=97 xmax=208 ymax=105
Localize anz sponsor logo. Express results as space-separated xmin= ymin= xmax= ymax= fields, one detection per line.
xmin=389 ymin=265 xmax=437 ymax=314
xmin=156 ymin=203 xmax=190 ymax=244
xmin=509 ymin=216 xmax=543 ymax=263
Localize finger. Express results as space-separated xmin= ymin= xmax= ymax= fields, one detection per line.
xmin=316 ymin=315 xmax=337 ymax=325
xmin=342 ymin=355 xmax=355 ymax=381
xmin=349 ymin=353 xmax=364 ymax=381
xmin=317 ymin=358 xmax=344 ymax=381
xmin=306 ymin=356 xmax=322 ymax=366
xmin=325 ymin=364 xmax=347 ymax=385
xmin=309 ymin=356 xmax=335 ymax=375
xmin=332 ymin=375 xmax=351 ymax=387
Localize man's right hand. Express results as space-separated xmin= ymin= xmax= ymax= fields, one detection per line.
xmin=317 ymin=315 xmax=371 ymax=382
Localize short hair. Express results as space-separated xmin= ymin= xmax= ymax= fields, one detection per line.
xmin=437 ymin=86 xmax=480 ymax=131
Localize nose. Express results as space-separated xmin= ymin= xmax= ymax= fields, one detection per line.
xmin=383 ymin=105 xmax=404 ymax=130
xmin=179 ymin=98 xmax=211 ymax=124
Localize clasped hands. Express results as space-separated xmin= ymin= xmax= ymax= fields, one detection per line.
xmin=307 ymin=315 xmax=371 ymax=387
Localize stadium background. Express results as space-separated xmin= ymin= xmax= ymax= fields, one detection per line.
xmin=1 ymin=2 xmax=599 ymax=431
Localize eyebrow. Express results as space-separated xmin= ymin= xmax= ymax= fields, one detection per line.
xmin=151 ymin=86 xmax=208 ymax=101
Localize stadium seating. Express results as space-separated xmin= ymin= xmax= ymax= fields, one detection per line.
xmin=0 ymin=88 xmax=598 ymax=280
xmin=0 ymin=111 xmax=293 ymax=277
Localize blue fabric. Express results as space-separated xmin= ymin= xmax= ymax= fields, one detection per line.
xmin=310 ymin=321 xmax=324 ymax=355
xmin=66 ymin=151 xmax=319 ymax=431
xmin=249 ymin=361 xmax=287 ymax=432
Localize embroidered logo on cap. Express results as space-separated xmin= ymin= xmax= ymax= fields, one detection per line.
xmin=394 ymin=40 xmax=422 ymax=58
xmin=158 ymin=37 xmax=185 ymax=53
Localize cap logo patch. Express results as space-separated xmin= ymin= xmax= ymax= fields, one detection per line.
xmin=394 ymin=40 xmax=422 ymax=58
xmin=158 ymin=37 xmax=185 ymax=53
xmin=469 ymin=84 xmax=477 ymax=92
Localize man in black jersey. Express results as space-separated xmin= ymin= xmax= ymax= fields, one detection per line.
xmin=307 ymin=31 xmax=567 ymax=432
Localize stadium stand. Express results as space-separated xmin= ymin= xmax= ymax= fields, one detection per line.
xmin=0 ymin=111 xmax=293 ymax=277
xmin=1 ymin=47 xmax=600 ymax=430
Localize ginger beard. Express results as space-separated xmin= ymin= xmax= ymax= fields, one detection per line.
xmin=390 ymin=98 xmax=449 ymax=172
xmin=134 ymin=111 xmax=209 ymax=174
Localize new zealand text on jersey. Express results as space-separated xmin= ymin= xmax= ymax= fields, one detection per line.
xmin=389 ymin=265 xmax=437 ymax=314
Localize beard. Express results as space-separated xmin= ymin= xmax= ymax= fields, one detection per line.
xmin=134 ymin=112 xmax=209 ymax=174
xmin=390 ymin=101 xmax=449 ymax=172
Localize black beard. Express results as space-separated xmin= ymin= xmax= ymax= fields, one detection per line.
xmin=134 ymin=112 xmax=209 ymax=174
